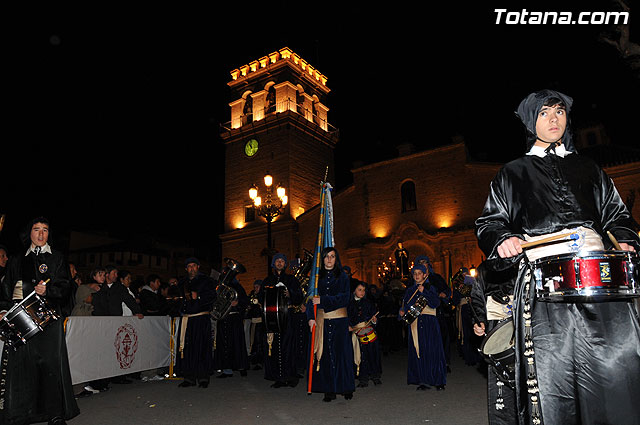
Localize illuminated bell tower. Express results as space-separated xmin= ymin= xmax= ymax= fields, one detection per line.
xmin=220 ymin=47 xmax=339 ymax=290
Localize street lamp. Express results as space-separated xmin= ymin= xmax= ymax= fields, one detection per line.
xmin=249 ymin=173 xmax=288 ymax=275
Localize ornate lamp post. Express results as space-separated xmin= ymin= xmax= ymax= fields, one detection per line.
xmin=249 ymin=173 xmax=288 ymax=275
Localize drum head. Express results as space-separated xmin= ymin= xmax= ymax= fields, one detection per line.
xmin=482 ymin=319 xmax=514 ymax=355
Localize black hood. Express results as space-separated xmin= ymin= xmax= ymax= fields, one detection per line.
xmin=515 ymin=89 xmax=577 ymax=152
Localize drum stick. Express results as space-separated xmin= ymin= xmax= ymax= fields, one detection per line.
xmin=351 ymin=311 xmax=380 ymax=333
xmin=41 ymin=278 xmax=50 ymax=286
xmin=607 ymin=231 xmax=622 ymax=250
xmin=520 ymin=232 xmax=578 ymax=249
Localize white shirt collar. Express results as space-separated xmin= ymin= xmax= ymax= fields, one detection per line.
xmin=25 ymin=243 xmax=52 ymax=256
xmin=526 ymin=143 xmax=572 ymax=158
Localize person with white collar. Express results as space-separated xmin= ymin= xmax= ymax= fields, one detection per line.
xmin=0 ymin=217 xmax=79 ymax=425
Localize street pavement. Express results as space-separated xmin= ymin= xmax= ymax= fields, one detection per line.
xmin=66 ymin=348 xmax=489 ymax=425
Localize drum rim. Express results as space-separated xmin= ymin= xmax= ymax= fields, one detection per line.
xmin=532 ymin=249 xmax=637 ymax=264
xmin=480 ymin=318 xmax=514 ymax=355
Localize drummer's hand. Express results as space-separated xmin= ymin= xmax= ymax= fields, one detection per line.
xmin=0 ymin=312 xmax=5 ymax=320
xmin=300 ymin=304 xmax=306 ymax=313
xmin=618 ymin=242 xmax=636 ymax=252
xmin=312 ymin=296 xmax=320 ymax=305
xmin=348 ymin=326 xmax=354 ymax=332
xmin=34 ymin=281 xmax=47 ymax=296
xmin=231 ymin=300 xmax=238 ymax=306
xmin=473 ymin=322 xmax=485 ymax=336
xmin=399 ymin=309 xmax=404 ymax=316
xmin=136 ymin=314 xmax=144 ymax=320
xmin=308 ymin=319 xmax=316 ymax=330
xmin=497 ymin=237 xmax=525 ymax=258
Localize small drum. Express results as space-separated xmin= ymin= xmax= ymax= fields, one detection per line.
xmin=263 ymin=285 xmax=289 ymax=333
xmin=356 ymin=325 xmax=377 ymax=344
xmin=402 ymin=294 xmax=429 ymax=325
xmin=532 ymin=250 xmax=639 ymax=302
xmin=0 ymin=292 xmax=59 ymax=348
xmin=480 ymin=318 xmax=515 ymax=389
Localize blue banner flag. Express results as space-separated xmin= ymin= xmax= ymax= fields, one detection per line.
xmin=306 ymin=182 xmax=334 ymax=298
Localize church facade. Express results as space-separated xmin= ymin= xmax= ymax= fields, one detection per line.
xmin=220 ymin=47 xmax=640 ymax=292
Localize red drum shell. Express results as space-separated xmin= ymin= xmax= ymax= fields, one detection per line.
xmin=532 ymin=250 xmax=639 ymax=302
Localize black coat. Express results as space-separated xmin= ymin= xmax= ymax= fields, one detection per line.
xmin=91 ymin=281 xmax=141 ymax=316
xmin=0 ymin=248 xmax=79 ymax=425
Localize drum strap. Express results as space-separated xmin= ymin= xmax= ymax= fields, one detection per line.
xmin=12 ymin=281 xmax=23 ymax=300
xmin=456 ymin=297 xmax=469 ymax=341
xmin=351 ymin=321 xmax=367 ymax=375
xmin=486 ymin=296 xmax=514 ymax=321
xmin=410 ymin=306 xmax=436 ymax=358
xmin=178 ymin=311 xmax=210 ymax=358
xmin=313 ymin=307 xmax=347 ymax=367
xmin=524 ymin=226 xmax=603 ymax=262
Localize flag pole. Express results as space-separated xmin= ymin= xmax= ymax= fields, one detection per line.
xmin=307 ymin=167 xmax=330 ymax=395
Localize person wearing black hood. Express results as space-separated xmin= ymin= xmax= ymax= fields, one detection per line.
xmin=0 ymin=217 xmax=79 ymax=425
xmin=260 ymin=253 xmax=303 ymax=388
xmin=175 ymin=257 xmax=216 ymax=388
xmin=476 ymin=89 xmax=640 ymax=425
xmin=306 ymin=247 xmax=355 ymax=402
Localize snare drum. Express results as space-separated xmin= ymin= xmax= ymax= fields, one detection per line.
xmin=479 ymin=318 xmax=515 ymax=389
xmin=356 ymin=325 xmax=377 ymax=344
xmin=0 ymin=292 xmax=59 ymax=348
xmin=532 ymin=250 xmax=639 ymax=302
xmin=402 ymin=294 xmax=429 ymax=325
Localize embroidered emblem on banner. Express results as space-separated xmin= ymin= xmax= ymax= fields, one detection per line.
xmin=599 ymin=262 xmax=611 ymax=283
xmin=38 ymin=264 xmax=48 ymax=274
xmin=114 ymin=324 xmax=138 ymax=369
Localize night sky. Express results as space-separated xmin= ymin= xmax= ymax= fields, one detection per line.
xmin=3 ymin=2 xmax=638 ymax=260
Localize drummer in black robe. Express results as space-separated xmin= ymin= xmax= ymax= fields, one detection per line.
xmin=260 ymin=253 xmax=303 ymax=387
xmin=0 ymin=217 xmax=79 ymax=425
xmin=213 ymin=268 xmax=249 ymax=378
xmin=247 ymin=279 xmax=265 ymax=370
xmin=348 ymin=281 xmax=382 ymax=388
xmin=471 ymin=261 xmax=518 ymax=425
xmin=175 ymin=257 xmax=216 ymax=388
xmin=476 ymin=89 xmax=640 ymax=425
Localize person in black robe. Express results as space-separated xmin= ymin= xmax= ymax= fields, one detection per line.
xmin=471 ymin=261 xmax=519 ymax=425
xmin=0 ymin=217 xmax=79 ymax=425
xmin=175 ymin=257 xmax=216 ymax=388
xmin=476 ymin=89 xmax=640 ymax=425
xmin=376 ymin=281 xmax=403 ymax=355
xmin=213 ymin=268 xmax=249 ymax=378
xmin=452 ymin=268 xmax=482 ymax=366
xmin=260 ymin=253 xmax=303 ymax=387
xmin=246 ymin=279 xmax=265 ymax=370
xmin=306 ymin=247 xmax=355 ymax=402
xmin=348 ymin=281 xmax=382 ymax=387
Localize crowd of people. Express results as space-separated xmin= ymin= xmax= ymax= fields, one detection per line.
xmin=0 ymin=221 xmax=482 ymax=424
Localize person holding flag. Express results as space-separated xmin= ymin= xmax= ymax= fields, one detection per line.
xmin=305 ymin=179 xmax=355 ymax=402
xmin=306 ymin=246 xmax=354 ymax=402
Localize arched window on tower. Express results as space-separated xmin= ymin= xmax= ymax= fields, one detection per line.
xmin=401 ymin=180 xmax=417 ymax=213
xmin=242 ymin=96 xmax=253 ymax=125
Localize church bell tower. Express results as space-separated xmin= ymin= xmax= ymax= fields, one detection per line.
xmin=219 ymin=47 xmax=339 ymax=289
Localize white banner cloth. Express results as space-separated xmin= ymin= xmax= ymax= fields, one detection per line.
xmin=65 ymin=316 xmax=172 ymax=385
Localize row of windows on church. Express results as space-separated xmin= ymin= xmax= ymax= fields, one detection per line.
xmin=243 ymin=181 xmax=417 ymax=223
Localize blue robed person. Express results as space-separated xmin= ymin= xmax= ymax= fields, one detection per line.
xmin=306 ymin=247 xmax=355 ymax=402
xmin=399 ymin=263 xmax=447 ymax=391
